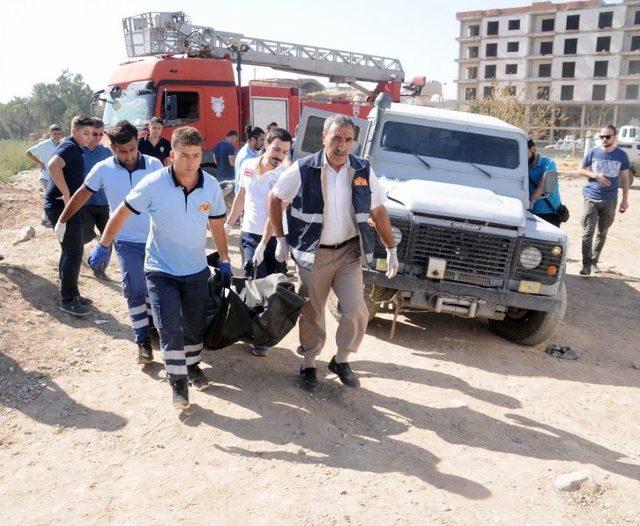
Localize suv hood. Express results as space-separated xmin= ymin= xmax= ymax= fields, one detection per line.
xmin=386 ymin=179 xmax=526 ymax=227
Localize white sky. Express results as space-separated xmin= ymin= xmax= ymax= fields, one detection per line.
xmin=1 ymin=0 xmax=537 ymax=103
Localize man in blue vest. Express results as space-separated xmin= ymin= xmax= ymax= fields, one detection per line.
xmin=267 ymin=114 xmax=398 ymax=391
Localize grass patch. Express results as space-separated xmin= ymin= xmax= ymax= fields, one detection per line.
xmin=0 ymin=140 xmax=36 ymax=183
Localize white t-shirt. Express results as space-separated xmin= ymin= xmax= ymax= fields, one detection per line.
xmin=27 ymin=138 xmax=59 ymax=181
xmin=239 ymin=156 xmax=287 ymax=235
xmin=272 ymin=156 xmax=387 ymax=245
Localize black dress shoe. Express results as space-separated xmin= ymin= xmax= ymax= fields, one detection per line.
xmin=187 ymin=364 xmax=210 ymax=390
xmin=328 ymin=357 xmax=360 ymax=388
xmin=300 ymin=367 xmax=318 ymax=392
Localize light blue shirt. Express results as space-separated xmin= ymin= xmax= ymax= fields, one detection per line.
xmin=125 ymin=167 xmax=226 ymax=276
xmin=27 ymin=138 xmax=59 ymax=181
xmin=82 ymin=144 xmax=113 ymax=206
xmin=84 ymin=154 xmax=163 ymax=243
xmin=234 ymin=142 xmax=259 ymax=191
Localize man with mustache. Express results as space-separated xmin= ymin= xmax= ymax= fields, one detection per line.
xmin=225 ymin=128 xmax=293 ymax=357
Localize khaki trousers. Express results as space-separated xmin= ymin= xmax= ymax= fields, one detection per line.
xmin=297 ymin=239 xmax=369 ymax=358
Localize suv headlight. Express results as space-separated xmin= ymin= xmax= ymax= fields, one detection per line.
xmin=391 ymin=226 xmax=403 ymax=245
xmin=519 ymin=246 xmax=542 ymax=270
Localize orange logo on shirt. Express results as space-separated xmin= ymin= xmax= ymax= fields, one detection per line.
xmin=199 ymin=203 xmax=212 ymax=212
xmin=353 ymin=177 xmax=368 ymax=186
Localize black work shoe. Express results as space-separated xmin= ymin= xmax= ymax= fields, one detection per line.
xmin=171 ymin=379 xmax=189 ymax=409
xmin=137 ymin=340 xmax=153 ymax=364
xmin=78 ymin=296 xmax=93 ymax=306
xmin=328 ymin=357 xmax=361 ymax=388
xmin=59 ymin=297 xmax=90 ymax=317
xmin=187 ymin=364 xmax=209 ymax=391
xmin=579 ymin=265 xmax=591 ymax=276
xmin=300 ymin=367 xmax=318 ymax=392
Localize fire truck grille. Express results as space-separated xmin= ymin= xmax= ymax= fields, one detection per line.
xmin=409 ymin=224 xmax=515 ymax=280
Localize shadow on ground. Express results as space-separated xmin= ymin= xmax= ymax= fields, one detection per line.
xmin=0 ymin=351 xmax=127 ymax=431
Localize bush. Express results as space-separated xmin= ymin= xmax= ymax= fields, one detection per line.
xmin=0 ymin=140 xmax=36 ymax=182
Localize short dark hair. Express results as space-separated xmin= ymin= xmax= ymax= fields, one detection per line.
xmin=323 ymin=114 xmax=355 ymax=133
xmin=49 ymin=124 xmax=61 ymax=132
xmin=527 ymin=138 xmax=535 ymax=149
xmin=71 ymin=114 xmax=94 ymax=130
xmin=268 ymin=121 xmax=278 ymax=129
xmin=91 ymin=118 xmax=105 ymax=128
xmin=602 ymin=124 xmax=617 ymax=135
xmin=172 ymin=126 xmax=202 ymax=149
xmin=149 ymin=117 xmax=163 ymax=126
xmin=266 ymin=128 xmax=293 ymax=145
xmin=107 ymin=120 xmax=138 ymax=145
xmin=226 ymin=130 xmax=238 ymax=138
xmin=245 ymin=126 xmax=265 ymax=140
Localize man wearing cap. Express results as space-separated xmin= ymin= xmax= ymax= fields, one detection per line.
xmin=267 ymin=114 xmax=398 ymax=391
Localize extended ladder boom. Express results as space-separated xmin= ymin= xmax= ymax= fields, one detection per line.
xmin=122 ymin=12 xmax=404 ymax=83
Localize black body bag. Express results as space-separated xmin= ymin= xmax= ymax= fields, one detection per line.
xmin=204 ymin=269 xmax=307 ymax=350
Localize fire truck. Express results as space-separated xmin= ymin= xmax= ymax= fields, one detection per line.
xmin=93 ymin=11 xmax=422 ymax=163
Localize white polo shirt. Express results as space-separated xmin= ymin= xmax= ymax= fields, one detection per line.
xmin=27 ymin=138 xmax=60 ymax=182
xmin=272 ymin=155 xmax=387 ymax=245
xmin=239 ymin=156 xmax=287 ymax=235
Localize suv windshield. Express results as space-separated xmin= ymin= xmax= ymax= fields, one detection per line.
xmin=102 ymin=84 xmax=155 ymax=128
xmin=380 ymin=121 xmax=520 ymax=170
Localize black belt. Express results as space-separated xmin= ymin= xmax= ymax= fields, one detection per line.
xmin=319 ymin=236 xmax=358 ymax=250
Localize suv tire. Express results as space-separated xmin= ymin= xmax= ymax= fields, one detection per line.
xmin=488 ymin=281 xmax=567 ymax=346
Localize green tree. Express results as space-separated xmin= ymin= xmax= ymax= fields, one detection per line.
xmin=0 ymin=70 xmax=93 ymax=140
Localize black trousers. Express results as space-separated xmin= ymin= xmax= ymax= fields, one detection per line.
xmin=45 ymin=204 xmax=84 ymax=304
xmin=81 ymin=204 xmax=110 ymax=244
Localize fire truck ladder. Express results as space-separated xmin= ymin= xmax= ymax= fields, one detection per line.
xmin=122 ymin=12 xmax=404 ymax=83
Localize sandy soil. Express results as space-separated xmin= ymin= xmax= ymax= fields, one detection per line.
xmin=0 ymin=170 xmax=639 ymax=525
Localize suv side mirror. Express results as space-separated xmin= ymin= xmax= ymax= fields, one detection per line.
xmin=541 ymin=170 xmax=558 ymax=195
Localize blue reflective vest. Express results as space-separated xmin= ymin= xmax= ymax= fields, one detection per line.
xmin=287 ymin=150 xmax=376 ymax=270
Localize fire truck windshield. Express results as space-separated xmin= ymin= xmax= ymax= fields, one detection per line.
xmin=102 ymin=85 xmax=155 ymax=128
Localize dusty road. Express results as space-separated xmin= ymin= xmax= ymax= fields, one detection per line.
xmin=1 ymin=170 xmax=639 ymax=525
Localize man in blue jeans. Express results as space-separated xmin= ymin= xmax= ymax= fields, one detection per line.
xmin=45 ymin=114 xmax=94 ymax=316
xmin=225 ymin=128 xmax=292 ymax=356
xmin=577 ymin=124 xmax=631 ymax=275
xmin=90 ymin=127 xmax=232 ymax=410
xmin=55 ymin=120 xmax=163 ymax=363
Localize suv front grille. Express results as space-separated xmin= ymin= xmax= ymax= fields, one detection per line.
xmin=409 ymin=224 xmax=515 ymax=279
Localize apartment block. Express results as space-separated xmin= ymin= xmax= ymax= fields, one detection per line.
xmin=456 ymin=0 xmax=640 ymax=138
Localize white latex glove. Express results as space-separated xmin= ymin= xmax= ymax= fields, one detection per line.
xmin=386 ymin=246 xmax=399 ymax=279
xmin=252 ymin=241 xmax=266 ymax=266
xmin=54 ymin=220 xmax=66 ymax=243
xmin=223 ymin=223 xmax=232 ymax=235
xmin=275 ymin=237 xmax=289 ymax=263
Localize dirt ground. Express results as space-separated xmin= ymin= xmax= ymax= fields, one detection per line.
xmin=1 ymin=169 xmax=639 ymax=525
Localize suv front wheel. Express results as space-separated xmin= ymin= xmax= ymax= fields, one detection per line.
xmin=488 ymin=282 xmax=567 ymax=346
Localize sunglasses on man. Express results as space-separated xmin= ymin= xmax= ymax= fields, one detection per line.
xmin=92 ymin=131 xmax=104 ymax=137
xmin=599 ymin=134 xmax=613 ymax=140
